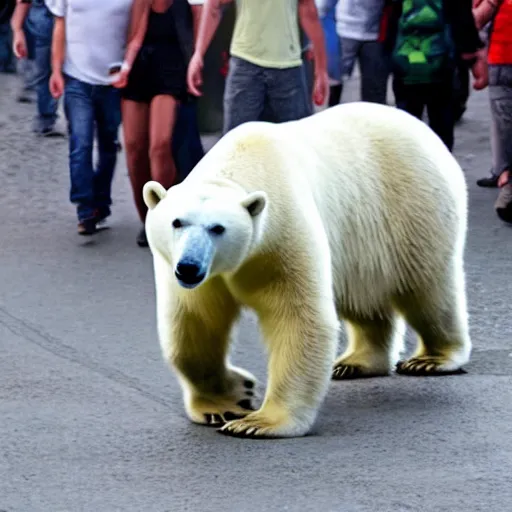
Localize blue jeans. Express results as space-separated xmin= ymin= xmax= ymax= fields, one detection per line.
xmin=0 ymin=22 xmax=16 ymax=73
xmin=17 ymin=18 xmax=37 ymax=91
xmin=64 ymin=76 xmax=121 ymax=221
xmin=341 ymin=38 xmax=390 ymax=104
xmin=223 ymin=56 xmax=312 ymax=134
xmin=24 ymin=4 xmax=58 ymax=130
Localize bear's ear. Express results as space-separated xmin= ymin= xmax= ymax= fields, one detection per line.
xmin=241 ymin=191 xmax=268 ymax=217
xmin=143 ymin=181 xmax=167 ymax=210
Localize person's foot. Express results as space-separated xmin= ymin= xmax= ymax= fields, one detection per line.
xmin=454 ymin=103 xmax=467 ymax=123
xmin=77 ymin=218 xmax=97 ymax=236
xmin=94 ymin=208 xmax=111 ymax=231
xmin=38 ymin=126 xmax=66 ymax=138
xmin=136 ymin=227 xmax=148 ymax=247
xmin=476 ymin=172 xmax=499 ymax=188
xmin=16 ymin=91 xmax=34 ymax=103
xmin=495 ymin=184 xmax=512 ymax=224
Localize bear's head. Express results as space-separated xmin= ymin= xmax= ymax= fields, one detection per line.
xmin=143 ymin=181 xmax=268 ymax=290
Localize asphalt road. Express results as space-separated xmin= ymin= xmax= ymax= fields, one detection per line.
xmin=1 ymin=71 xmax=512 ymax=512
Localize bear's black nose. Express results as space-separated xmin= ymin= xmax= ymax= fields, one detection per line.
xmin=175 ymin=261 xmax=204 ymax=285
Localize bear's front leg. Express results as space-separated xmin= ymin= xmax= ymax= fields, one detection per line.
xmin=153 ymin=257 xmax=257 ymax=427
xmin=219 ymin=294 xmax=340 ymax=439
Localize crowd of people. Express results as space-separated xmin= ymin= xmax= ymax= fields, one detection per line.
xmin=0 ymin=0 xmax=511 ymax=244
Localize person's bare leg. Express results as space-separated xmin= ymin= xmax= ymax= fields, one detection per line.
xmin=121 ymin=98 xmax=151 ymax=223
xmin=149 ymin=94 xmax=179 ymax=189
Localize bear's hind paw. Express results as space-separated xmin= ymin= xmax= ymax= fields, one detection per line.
xmin=395 ymin=357 xmax=468 ymax=376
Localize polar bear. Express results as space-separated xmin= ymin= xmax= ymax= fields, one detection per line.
xmin=143 ymin=101 xmax=470 ymax=439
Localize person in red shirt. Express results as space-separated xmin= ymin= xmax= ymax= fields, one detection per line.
xmin=474 ymin=0 xmax=512 ymax=224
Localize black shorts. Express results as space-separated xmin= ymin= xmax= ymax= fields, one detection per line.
xmin=121 ymin=45 xmax=188 ymax=104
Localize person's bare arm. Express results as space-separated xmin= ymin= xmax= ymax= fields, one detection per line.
xmin=10 ymin=2 xmax=30 ymax=32
xmin=187 ymin=0 xmax=231 ymax=95
xmin=48 ymin=16 xmax=66 ymax=98
xmin=191 ymin=5 xmax=203 ymax=45
xmin=123 ymin=0 xmax=150 ymax=69
xmin=299 ymin=0 xmax=329 ymax=105
xmin=10 ymin=1 xmax=31 ymax=58
xmin=298 ymin=0 xmax=327 ymax=74
xmin=194 ymin=0 xmax=232 ymax=59
xmin=473 ymin=0 xmax=503 ymax=30
xmin=51 ymin=16 xmax=65 ymax=74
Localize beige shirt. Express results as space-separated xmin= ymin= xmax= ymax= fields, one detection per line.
xmin=230 ymin=0 xmax=303 ymax=69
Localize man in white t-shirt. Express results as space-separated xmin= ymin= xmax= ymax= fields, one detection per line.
xmin=46 ymin=0 xmax=133 ymax=235
xmin=316 ymin=0 xmax=390 ymax=104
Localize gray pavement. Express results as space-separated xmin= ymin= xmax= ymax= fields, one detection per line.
xmin=1 ymin=71 xmax=512 ymax=512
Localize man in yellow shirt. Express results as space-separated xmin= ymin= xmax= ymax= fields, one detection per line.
xmin=187 ymin=0 xmax=328 ymax=133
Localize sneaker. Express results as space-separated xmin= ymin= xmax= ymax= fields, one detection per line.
xmin=477 ymin=174 xmax=499 ymax=188
xmin=94 ymin=208 xmax=111 ymax=231
xmin=454 ymin=103 xmax=467 ymax=124
xmin=17 ymin=91 xmax=34 ymax=103
xmin=77 ymin=218 xmax=97 ymax=236
xmin=495 ymin=183 xmax=512 ymax=224
xmin=136 ymin=227 xmax=148 ymax=247
xmin=39 ymin=126 xmax=65 ymax=138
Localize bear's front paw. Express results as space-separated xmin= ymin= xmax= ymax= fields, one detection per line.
xmin=186 ymin=367 xmax=258 ymax=427
xmin=396 ymin=356 xmax=468 ymax=376
xmin=218 ymin=409 xmax=310 ymax=439
xmin=332 ymin=358 xmax=391 ymax=380
xmin=191 ymin=397 xmax=257 ymax=427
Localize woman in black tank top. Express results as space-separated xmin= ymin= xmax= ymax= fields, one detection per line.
xmin=112 ymin=0 xmax=202 ymax=246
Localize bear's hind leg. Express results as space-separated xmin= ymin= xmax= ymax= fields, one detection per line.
xmin=332 ymin=312 xmax=405 ymax=380
xmin=394 ymin=267 xmax=471 ymax=376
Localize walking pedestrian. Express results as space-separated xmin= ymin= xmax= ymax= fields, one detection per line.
xmin=187 ymin=0 xmax=329 ymax=134
xmin=47 ymin=0 xmax=133 ymax=235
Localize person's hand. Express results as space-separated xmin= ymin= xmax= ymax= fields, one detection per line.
xmin=470 ymin=49 xmax=489 ymax=90
xmin=187 ymin=52 xmax=204 ymax=96
xmin=111 ymin=68 xmax=130 ymax=89
xmin=312 ymin=69 xmax=329 ymax=107
xmin=49 ymin=71 xmax=65 ymax=99
xmin=12 ymin=29 xmax=27 ymax=59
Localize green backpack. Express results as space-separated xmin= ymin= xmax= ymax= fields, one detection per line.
xmin=392 ymin=0 xmax=456 ymax=85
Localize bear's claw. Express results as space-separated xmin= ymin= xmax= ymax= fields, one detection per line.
xmin=218 ymin=419 xmax=277 ymax=439
xmin=332 ymin=364 xmax=366 ymax=380
xmin=396 ymin=357 xmax=468 ymax=376
xmin=203 ymin=412 xmax=247 ymax=426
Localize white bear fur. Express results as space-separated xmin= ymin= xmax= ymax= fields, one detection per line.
xmin=143 ymin=102 xmax=470 ymax=439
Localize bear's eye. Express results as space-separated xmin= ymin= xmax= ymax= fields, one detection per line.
xmin=172 ymin=219 xmax=183 ymax=229
xmin=209 ymin=224 xmax=225 ymax=235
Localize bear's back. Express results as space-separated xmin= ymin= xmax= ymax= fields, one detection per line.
xmin=290 ymin=102 xmax=468 ymax=314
